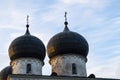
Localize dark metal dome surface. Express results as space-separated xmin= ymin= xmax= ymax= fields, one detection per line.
xmin=0 ymin=66 xmax=12 ymax=80
xmin=9 ymin=28 xmax=46 ymax=61
xmin=47 ymin=26 xmax=89 ymax=58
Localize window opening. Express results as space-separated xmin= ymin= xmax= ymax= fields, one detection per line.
xmin=26 ymin=64 xmax=31 ymax=74
xmin=72 ymin=63 xmax=77 ymax=74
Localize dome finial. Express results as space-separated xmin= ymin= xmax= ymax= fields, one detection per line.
xmin=25 ymin=15 xmax=30 ymax=35
xmin=64 ymin=12 xmax=69 ymax=31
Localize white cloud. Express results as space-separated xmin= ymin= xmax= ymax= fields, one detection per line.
xmin=60 ymin=0 xmax=110 ymax=10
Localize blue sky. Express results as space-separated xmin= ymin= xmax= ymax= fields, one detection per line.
xmin=0 ymin=0 xmax=120 ymax=79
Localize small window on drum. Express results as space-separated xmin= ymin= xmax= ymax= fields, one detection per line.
xmin=72 ymin=63 xmax=77 ymax=74
xmin=26 ymin=64 xmax=31 ymax=74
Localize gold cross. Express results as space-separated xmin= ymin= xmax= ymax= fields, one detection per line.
xmin=27 ymin=15 xmax=29 ymax=25
xmin=65 ymin=12 xmax=67 ymax=21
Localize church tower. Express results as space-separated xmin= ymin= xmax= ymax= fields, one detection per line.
xmin=47 ymin=12 xmax=89 ymax=77
xmin=8 ymin=16 xmax=46 ymax=75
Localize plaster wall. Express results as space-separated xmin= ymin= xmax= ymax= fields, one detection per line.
xmin=11 ymin=58 xmax=43 ymax=75
xmin=50 ymin=54 xmax=87 ymax=77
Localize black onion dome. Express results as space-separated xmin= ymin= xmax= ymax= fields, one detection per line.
xmin=47 ymin=26 xmax=89 ymax=58
xmin=0 ymin=66 xmax=12 ymax=80
xmin=9 ymin=27 xmax=46 ymax=61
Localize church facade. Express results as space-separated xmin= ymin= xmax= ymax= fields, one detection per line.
xmin=0 ymin=14 xmax=119 ymax=80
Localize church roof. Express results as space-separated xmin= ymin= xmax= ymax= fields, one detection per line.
xmin=8 ymin=74 xmax=119 ymax=80
xmin=0 ymin=66 xmax=12 ymax=80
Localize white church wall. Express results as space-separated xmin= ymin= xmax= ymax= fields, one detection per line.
xmin=11 ymin=58 xmax=43 ymax=75
xmin=50 ymin=54 xmax=87 ymax=77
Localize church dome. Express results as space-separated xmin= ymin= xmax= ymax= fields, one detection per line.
xmin=9 ymin=24 xmax=46 ymax=61
xmin=0 ymin=66 xmax=12 ymax=80
xmin=47 ymin=26 xmax=89 ymax=58
xmin=47 ymin=13 xmax=89 ymax=59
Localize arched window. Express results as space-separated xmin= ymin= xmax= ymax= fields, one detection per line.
xmin=26 ymin=64 xmax=31 ymax=73
xmin=72 ymin=63 xmax=77 ymax=74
